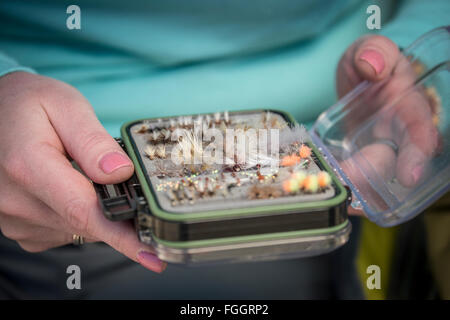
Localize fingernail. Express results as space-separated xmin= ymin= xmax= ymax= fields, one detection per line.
xmin=137 ymin=250 xmax=167 ymax=273
xmin=359 ymin=49 xmax=385 ymax=75
xmin=99 ymin=152 xmax=132 ymax=174
xmin=412 ymin=165 xmax=423 ymax=184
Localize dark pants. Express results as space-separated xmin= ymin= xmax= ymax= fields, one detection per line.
xmin=0 ymin=217 xmax=363 ymax=300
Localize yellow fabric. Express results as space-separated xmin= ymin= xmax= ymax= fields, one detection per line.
xmin=356 ymin=219 xmax=399 ymax=300
xmin=423 ymin=193 xmax=450 ymax=299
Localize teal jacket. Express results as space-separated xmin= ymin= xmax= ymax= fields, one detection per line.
xmin=0 ymin=0 xmax=448 ymax=136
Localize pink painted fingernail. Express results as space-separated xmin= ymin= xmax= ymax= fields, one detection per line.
xmin=137 ymin=250 xmax=167 ymax=273
xmin=359 ymin=49 xmax=385 ymax=75
xmin=99 ymin=152 xmax=132 ymax=174
xmin=412 ymin=165 xmax=423 ymax=184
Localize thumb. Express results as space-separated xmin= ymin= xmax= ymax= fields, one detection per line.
xmin=42 ymin=80 xmax=134 ymax=184
xmin=336 ymin=35 xmax=400 ymax=98
xmin=353 ymin=35 xmax=400 ymax=81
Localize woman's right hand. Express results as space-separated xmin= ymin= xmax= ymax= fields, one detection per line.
xmin=336 ymin=35 xmax=440 ymax=216
xmin=0 ymin=71 xmax=166 ymax=273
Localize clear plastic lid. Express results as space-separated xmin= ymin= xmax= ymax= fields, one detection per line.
xmin=310 ymin=26 xmax=450 ymax=227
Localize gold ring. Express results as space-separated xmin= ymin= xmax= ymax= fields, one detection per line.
xmin=72 ymin=234 xmax=84 ymax=246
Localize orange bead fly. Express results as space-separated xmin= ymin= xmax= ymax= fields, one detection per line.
xmin=298 ymin=144 xmax=312 ymax=159
xmin=303 ymin=175 xmax=319 ymax=193
xmin=281 ymin=154 xmax=301 ymax=167
xmin=317 ymin=171 xmax=331 ymax=188
xmin=282 ymin=179 xmax=299 ymax=193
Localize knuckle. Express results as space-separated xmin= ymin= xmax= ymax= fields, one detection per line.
xmin=37 ymin=79 xmax=90 ymax=115
xmin=365 ymin=34 xmax=385 ymax=43
xmin=362 ymin=34 xmax=388 ymax=47
xmin=1 ymin=226 xmax=28 ymax=242
xmin=425 ymin=126 xmax=439 ymax=156
xmin=36 ymin=78 xmax=77 ymax=101
xmin=1 ymin=226 xmax=19 ymax=241
xmin=342 ymin=58 xmax=356 ymax=78
xmin=63 ymin=199 xmax=91 ymax=232
xmin=2 ymin=151 xmax=30 ymax=186
xmin=78 ymin=131 xmax=111 ymax=156
xmin=17 ymin=241 xmax=47 ymax=253
xmin=365 ymin=35 xmax=398 ymax=55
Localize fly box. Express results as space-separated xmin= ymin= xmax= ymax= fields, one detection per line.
xmin=94 ymin=26 xmax=449 ymax=265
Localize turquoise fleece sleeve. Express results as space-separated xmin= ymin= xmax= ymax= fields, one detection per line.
xmin=0 ymin=52 xmax=35 ymax=77
xmin=380 ymin=0 xmax=449 ymax=48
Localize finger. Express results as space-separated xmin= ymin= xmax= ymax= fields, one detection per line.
xmin=0 ymin=213 xmax=72 ymax=246
xmin=0 ymin=169 xmax=68 ymax=230
xmin=86 ymin=217 xmax=167 ymax=273
xmin=40 ymin=80 xmax=134 ymax=184
xmin=347 ymin=206 xmax=366 ymax=217
xmin=372 ymin=85 xmax=439 ymax=187
xmin=15 ymin=236 xmax=98 ymax=253
xmin=340 ymin=143 xmax=397 ymax=215
xmin=14 ymin=144 xmax=166 ymax=273
xmin=353 ymin=35 xmax=400 ymax=81
xmin=393 ymin=91 xmax=439 ymax=187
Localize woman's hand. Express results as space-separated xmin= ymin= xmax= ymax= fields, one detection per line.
xmin=0 ymin=72 xmax=166 ymax=273
xmin=336 ymin=35 xmax=439 ymax=215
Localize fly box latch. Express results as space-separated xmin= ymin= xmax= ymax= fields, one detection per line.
xmin=93 ymin=139 xmax=148 ymax=222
